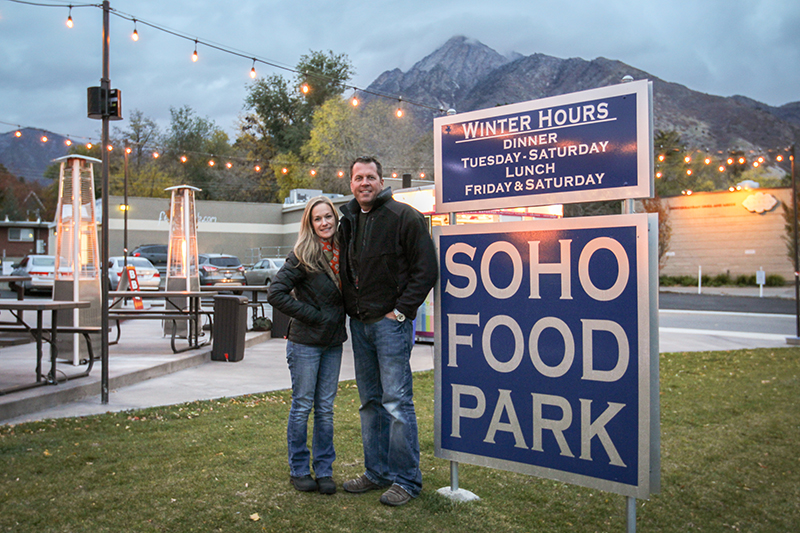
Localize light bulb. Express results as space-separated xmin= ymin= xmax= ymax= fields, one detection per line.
xmin=254 ymin=165 xmax=261 ymax=172
xmin=351 ymin=96 xmax=359 ymax=107
xmin=396 ymin=108 xmax=404 ymax=118
xmin=180 ymin=155 xmax=187 ymax=163
xmin=301 ymin=82 xmax=310 ymax=94
xmin=14 ymin=131 xmax=21 ymax=138
xmin=65 ymin=139 xmax=72 ymax=146
xmin=208 ymin=160 xmax=215 ymax=167
xmin=66 ymin=7 xmax=73 ymax=28
xmin=250 ymin=67 xmax=257 ymax=79
xmin=132 ymin=28 xmax=139 ymax=41
xmin=86 ymin=143 xmax=93 ymax=149
xmin=226 ymin=162 xmax=232 ymax=169
xmin=41 ymin=136 xmax=48 ymax=143
xmin=281 ymin=167 xmax=288 ymax=174
xmin=192 ymin=41 xmax=198 ymax=62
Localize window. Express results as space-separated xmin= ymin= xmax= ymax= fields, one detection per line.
xmin=8 ymin=228 xmax=34 ymax=242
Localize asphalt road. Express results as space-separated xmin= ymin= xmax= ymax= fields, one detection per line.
xmin=659 ymin=292 xmax=795 ymax=315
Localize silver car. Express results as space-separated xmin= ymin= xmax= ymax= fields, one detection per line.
xmin=108 ymin=256 xmax=161 ymax=291
xmin=10 ymin=255 xmax=55 ymax=293
xmin=244 ymin=257 xmax=285 ymax=286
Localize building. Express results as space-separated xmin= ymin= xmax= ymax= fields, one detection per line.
xmin=0 ymin=218 xmax=51 ymax=274
xmin=660 ymin=187 xmax=792 ymax=280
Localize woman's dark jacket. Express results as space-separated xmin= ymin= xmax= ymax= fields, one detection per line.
xmin=266 ymin=251 xmax=346 ymax=347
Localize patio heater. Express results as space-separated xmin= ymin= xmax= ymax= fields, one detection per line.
xmin=164 ymin=185 xmax=201 ymax=337
xmin=53 ymin=154 xmax=102 ymax=366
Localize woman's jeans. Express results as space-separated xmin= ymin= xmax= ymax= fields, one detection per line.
xmin=286 ymin=341 xmax=343 ymax=478
xmin=350 ymin=317 xmax=422 ymax=497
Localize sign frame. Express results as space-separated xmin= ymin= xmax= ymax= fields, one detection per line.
xmin=433 ymin=213 xmax=660 ymax=498
xmin=434 ymin=80 xmax=654 ymax=213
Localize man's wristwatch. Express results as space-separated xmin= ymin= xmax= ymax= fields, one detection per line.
xmin=393 ymin=309 xmax=406 ymax=322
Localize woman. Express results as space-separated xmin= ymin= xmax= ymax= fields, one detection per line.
xmin=267 ymin=196 xmax=346 ymax=495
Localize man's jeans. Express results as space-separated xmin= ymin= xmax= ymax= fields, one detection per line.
xmin=350 ymin=317 xmax=422 ymax=497
xmin=286 ymin=341 xmax=343 ymax=478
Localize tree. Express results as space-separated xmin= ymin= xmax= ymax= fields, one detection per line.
xmin=300 ymin=98 xmax=433 ymax=196
xmin=114 ymin=109 xmax=160 ymax=171
xmin=241 ymin=50 xmax=354 ymax=157
xmin=160 ymin=106 xmax=232 ymax=199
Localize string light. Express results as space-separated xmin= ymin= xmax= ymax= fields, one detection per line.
xmin=86 ymin=143 xmax=92 ymax=149
xmin=309 ymin=169 xmax=316 ymax=176
xmin=250 ymin=59 xmax=257 ymax=79
xmin=66 ymin=5 xmax=73 ymax=28
xmin=254 ymin=165 xmax=261 ymax=172
xmin=180 ymin=155 xmax=187 ymax=163
xmin=351 ymin=92 xmax=359 ymax=107
xmin=40 ymin=135 xmax=48 ymax=143
xmin=226 ymin=161 xmax=233 ymax=169
xmin=300 ymin=82 xmax=310 ymax=95
xmin=65 ymin=139 xmax=72 ymax=146
xmin=281 ymin=167 xmax=288 ymax=174
xmin=15 ymin=131 xmax=22 ymax=138
xmin=337 ymin=170 xmax=344 ymax=178
xmin=152 ymin=151 xmax=160 ymax=159
xmin=132 ymin=19 xmax=139 ymax=41
xmin=192 ymin=40 xmax=198 ymax=62
xmin=208 ymin=159 xmax=215 ymax=166
xmin=107 ymin=144 xmax=113 ymax=151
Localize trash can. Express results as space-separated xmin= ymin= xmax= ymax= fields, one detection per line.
xmin=211 ymin=295 xmax=248 ymax=362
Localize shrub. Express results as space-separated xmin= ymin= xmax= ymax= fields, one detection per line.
xmin=736 ymin=274 xmax=757 ymax=286
xmin=679 ymin=275 xmax=698 ymax=286
xmin=765 ymin=274 xmax=785 ymax=287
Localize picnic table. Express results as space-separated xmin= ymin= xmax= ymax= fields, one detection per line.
xmin=108 ymin=290 xmax=211 ymax=353
xmin=0 ymin=299 xmax=95 ymax=395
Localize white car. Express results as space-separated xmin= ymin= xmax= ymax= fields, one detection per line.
xmin=244 ymin=257 xmax=285 ymax=286
xmin=108 ymin=256 xmax=161 ymax=291
xmin=10 ymin=255 xmax=55 ymax=293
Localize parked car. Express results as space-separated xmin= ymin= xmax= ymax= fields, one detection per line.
xmin=130 ymin=244 xmax=168 ymax=271
xmin=10 ymin=255 xmax=55 ymax=293
xmin=244 ymin=257 xmax=285 ymax=286
xmin=108 ymin=256 xmax=161 ymax=291
xmin=198 ymin=254 xmax=246 ymax=286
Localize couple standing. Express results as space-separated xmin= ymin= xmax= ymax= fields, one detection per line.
xmin=267 ymin=156 xmax=438 ymax=506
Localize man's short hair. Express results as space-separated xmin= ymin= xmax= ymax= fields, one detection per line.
xmin=350 ymin=156 xmax=382 ymax=180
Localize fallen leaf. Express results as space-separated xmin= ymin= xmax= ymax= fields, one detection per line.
xmin=250 ymin=513 xmax=260 ymax=521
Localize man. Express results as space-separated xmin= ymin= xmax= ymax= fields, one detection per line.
xmin=339 ymin=156 xmax=438 ymax=506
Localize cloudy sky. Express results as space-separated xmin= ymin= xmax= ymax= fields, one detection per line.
xmin=1 ymin=0 xmax=797 ymax=143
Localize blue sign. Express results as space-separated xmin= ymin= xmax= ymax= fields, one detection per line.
xmin=434 ymin=81 xmax=653 ymax=212
xmin=434 ymin=214 xmax=658 ymax=498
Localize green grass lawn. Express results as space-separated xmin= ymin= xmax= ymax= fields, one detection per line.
xmin=2 ymin=347 xmax=798 ymax=532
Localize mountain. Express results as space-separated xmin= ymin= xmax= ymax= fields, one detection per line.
xmin=366 ymin=36 xmax=800 ymax=154
xmin=0 ymin=128 xmax=70 ymax=185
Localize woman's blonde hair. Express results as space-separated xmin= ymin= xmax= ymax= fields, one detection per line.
xmin=293 ymin=196 xmax=340 ymax=272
